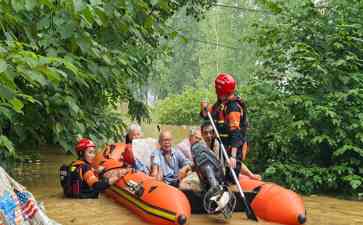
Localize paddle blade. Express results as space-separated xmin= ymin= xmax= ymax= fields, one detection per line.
xmin=245 ymin=190 xmax=258 ymax=221
xmin=245 ymin=205 xmax=258 ymax=221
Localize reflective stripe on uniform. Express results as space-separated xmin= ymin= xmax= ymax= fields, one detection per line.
xmin=227 ymin=111 xmax=241 ymax=130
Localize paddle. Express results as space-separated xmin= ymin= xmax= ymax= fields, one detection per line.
xmin=206 ymin=111 xmax=258 ymax=221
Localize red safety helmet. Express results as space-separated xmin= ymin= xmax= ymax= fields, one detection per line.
xmin=214 ymin=73 xmax=236 ymax=97
xmin=75 ymin=138 xmax=96 ymax=153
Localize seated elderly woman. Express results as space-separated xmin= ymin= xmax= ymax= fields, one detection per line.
xmin=125 ymin=123 xmax=142 ymax=144
xmin=124 ymin=123 xmax=149 ymax=174
xmin=98 ymin=123 xmax=149 ymax=174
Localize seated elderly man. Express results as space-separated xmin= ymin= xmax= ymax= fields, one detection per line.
xmin=150 ymin=130 xmax=192 ymax=187
xmin=176 ymin=127 xmax=202 ymax=161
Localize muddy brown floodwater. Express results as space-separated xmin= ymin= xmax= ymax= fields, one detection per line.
xmin=9 ymin=124 xmax=363 ymax=225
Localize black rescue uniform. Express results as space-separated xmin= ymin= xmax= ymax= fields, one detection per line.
xmin=60 ymin=160 xmax=110 ymax=198
xmin=201 ymin=95 xmax=248 ymax=184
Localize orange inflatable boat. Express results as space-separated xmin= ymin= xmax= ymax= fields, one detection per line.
xmin=93 ymin=146 xmax=191 ymax=225
xmin=92 ymin=143 xmax=130 ymax=165
xmin=184 ymin=175 xmax=306 ymax=225
xmin=93 ymin=144 xmax=305 ymax=225
xmin=240 ymin=175 xmax=306 ymax=225
xmin=105 ymin=171 xmax=191 ymax=225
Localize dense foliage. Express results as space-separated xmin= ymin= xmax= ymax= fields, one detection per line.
xmin=0 ymin=0 xmax=216 ymax=158
xmin=154 ymin=0 xmax=363 ymax=196
xmin=247 ymin=0 xmax=363 ymax=195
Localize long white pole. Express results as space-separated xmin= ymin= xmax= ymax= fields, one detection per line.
xmin=207 ymin=111 xmax=258 ymax=221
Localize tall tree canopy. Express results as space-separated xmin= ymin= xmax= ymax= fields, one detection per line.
xmin=0 ymin=0 xmax=216 ymax=157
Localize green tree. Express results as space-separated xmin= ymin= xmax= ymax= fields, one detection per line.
xmin=245 ymin=0 xmax=363 ymax=195
xmin=150 ymin=9 xmax=202 ymax=99
xmin=150 ymin=0 xmax=262 ymax=98
xmin=0 ymin=0 xmax=216 ymax=158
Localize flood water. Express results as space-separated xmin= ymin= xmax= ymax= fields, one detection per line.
xmin=8 ymin=124 xmax=363 ymax=225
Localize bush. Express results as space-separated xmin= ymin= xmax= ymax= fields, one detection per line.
xmin=153 ymin=87 xmax=215 ymax=125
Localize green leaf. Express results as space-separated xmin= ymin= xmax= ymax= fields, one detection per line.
xmin=180 ymin=35 xmax=189 ymax=44
xmin=150 ymin=0 xmax=158 ymax=6
xmin=52 ymin=68 xmax=68 ymax=79
xmin=42 ymin=67 xmax=62 ymax=85
xmin=90 ymin=0 xmax=102 ymax=6
xmin=0 ymin=46 xmax=7 ymax=53
xmin=59 ymin=22 xmax=76 ymax=39
xmin=265 ymin=166 xmax=276 ymax=175
xmin=144 ymin=16 xmax=154 ymax=29
xmin=26 ymin=70 xmax=48 ymax=86
xmin=63 ymin=61 xmax=79 ymax=75
xmin=0 ymin=135 xmax=15 ymax=154
xmin=170 ymin=31 xmax=178 ymax=39
xmin=94 ymin=6 xmax=108 ymax=24
xmin=158 ymin=0 xmax=170 ymax=11
xmin=38 ymin=0 xmax=54 ymax=8
xmin=25 ymin=0 xmax=38 ymax=11
xmin=67 ymin=97 xmax=80 ymax=114
xmin=78 ymin=37 xmax=92 ymax=53
xmin=54 ymin=122 xmax=62 ymax=135
xmin=37 ymin=15 xmax=51 ymax=30
xmin=73 ymin=0 xmax=85 ymax=12
xmin=0 ymin=106 xmax=13 ymax=120
xmin=0 ymin=84 xmax=15 ymax=100
xmin=102 ymin=55 xmax=112 ymax=65
xmin=75 ymin=122 xmax=86 ymax=133
xmin=334 ymin=145 xmax=363 ymax=157
xmin=343 ymin=175 xmax=363 ymax=190
xmin=0 ymin=60 xmax=8 ymax=73
xmin=117 ymin=56 xmax=128 ymax=65
xmin=11 ymin=0 xmax=25 ymax=12
xmin=16 ymin=93 xmax=40 ymax=104
xmin=9 ymin=98 xmax=24 ymax=113
xmin=351 ymin=180 xmax=362 ymax=190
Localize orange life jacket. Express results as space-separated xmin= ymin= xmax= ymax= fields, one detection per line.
xmin=60 ymin=160 xmax=100 ymax=198
xmin=210 ymin=96 xmax=248 ymax=139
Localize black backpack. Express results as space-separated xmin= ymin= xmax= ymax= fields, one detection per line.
xmin=59 ymin=163 xmax=83 ymax=198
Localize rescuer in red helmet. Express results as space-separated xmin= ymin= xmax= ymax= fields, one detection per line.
xmin=200 ymin=73 xmax=259 ymax=184
xmin=59 ymin=138 xmax=123 ymax=198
